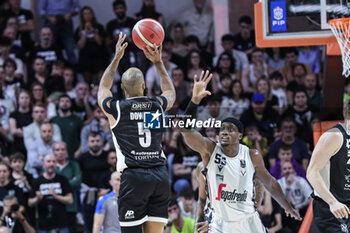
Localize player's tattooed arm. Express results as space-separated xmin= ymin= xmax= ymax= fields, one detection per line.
xmin=98 ymin=32 xmax=127 ymax=112
xmin=144 ymin=44 xmax=176 ymax=111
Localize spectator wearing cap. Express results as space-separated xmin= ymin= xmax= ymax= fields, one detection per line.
xmin=197 ymin=94 xmax=231 ymax=124
xmin=240 ymin=93 xmax=280 ymax=142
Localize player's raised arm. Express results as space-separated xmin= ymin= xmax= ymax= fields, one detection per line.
xmin=98 ymin=32 xmax=128 ymax=122
xmin=306 ymin=129 xmax=350 ymax=219
xmin=143 ymin=44 xmax=175 ymax=111
xmin=181 ymin=70 xmax=216 ymax=164
xmin=250 ymin=149 xmax=302 ymax=221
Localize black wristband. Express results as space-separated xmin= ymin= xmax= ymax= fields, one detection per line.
xmin=167 ymin=221 xmax=173 ymax=227
xmin=183 ymin=101 xmax=198 ymax=129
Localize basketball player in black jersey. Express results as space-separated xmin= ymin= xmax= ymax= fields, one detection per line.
xmin=97 ymin=32 xmax=175 ymax=233
xmin=307 ymin=100 xmax=350 ymax=233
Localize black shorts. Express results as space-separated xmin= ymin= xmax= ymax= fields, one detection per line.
xmin=118 ymin=166 xmax=170 ymax=227
xmin=313 ymin=197 xmax=350 ymax=233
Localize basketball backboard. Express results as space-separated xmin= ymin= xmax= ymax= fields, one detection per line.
xmin=255 ymin=0 xmax=350 ymax=54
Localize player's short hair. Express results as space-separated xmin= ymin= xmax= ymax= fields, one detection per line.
xmin=180 ymin=187 xmax=194 ymax=199
xmin=269 ymin=71 xmax=283 ymax=80
xmin=9 ymin=152 xmax=25 ymax=163
xmin=168 ymin=199 xmax=179 ymax=207
xmin=121 ymin=67 xmax=144 ymax=96
xmin=221 ymin=34 xmax=234 ymax=42
xmin=279 ymin=143 xmax=292 ymax=152
xmin=239 ymin=15 xmax=252 ymax=25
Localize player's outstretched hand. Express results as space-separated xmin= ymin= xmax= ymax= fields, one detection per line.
xmin=192 ymin=70 xmax=213 ymax=104
xmin=143 ymin=43 xmax=162 ymax=64
xmin=285 ymin=207 xmax=302 ymax=221
xmin=115 ymin=32 xmax=128 ymax=60
xmin=196 ymin=221 xmax=208 ymax=233
xmin=330 ymin=200 xmax=350 ymax=219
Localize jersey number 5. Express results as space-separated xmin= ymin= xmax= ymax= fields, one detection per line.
xmin=138 ymin=122 xmax=151 ymax=148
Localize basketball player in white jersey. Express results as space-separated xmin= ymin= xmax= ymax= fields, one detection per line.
xmin=181 ymin=71 xmax=300 ymax=233
xmin=307 ymin=100 xmax=350 ymax=232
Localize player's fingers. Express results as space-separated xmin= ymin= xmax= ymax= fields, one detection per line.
xmin=205 ymin=73 xmax=213 ymax=84
xmin=117 ymin=32 xmax=123 ymax=45
xmin=122 ymin=42 xmax=128 ymax=50
xmin=203 ymin=70 xmax=209 ymax=81
xmin=199 ymin=70 xmax=204 ymax=81
xmin=345 ymin=205 xmax=350 ymax=214
xmin=193 ymin=74 xmax=198 ymax=83
xmin=204 ymin=91 xmax=211 ymax=96
xmin=342 ymin=207 xmax=348 ymax=219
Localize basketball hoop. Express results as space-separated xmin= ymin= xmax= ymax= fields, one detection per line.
xmin=329 ymin=17 xmax=350 ymax=77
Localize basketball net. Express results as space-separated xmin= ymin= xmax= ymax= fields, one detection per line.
xmin=329 ymin=17 xmax=350 ymax=77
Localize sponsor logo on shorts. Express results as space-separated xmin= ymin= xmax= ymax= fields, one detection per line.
xmin=215 ymin=183 xmax=248 ymax=202
xmin=341 ymin=223 xmax=348 ymax=233
xmin=125 ymin=210 xmax=135 ymax=220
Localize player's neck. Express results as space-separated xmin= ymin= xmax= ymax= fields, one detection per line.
xmin=221 ymin=144 xmax=239 ymax=157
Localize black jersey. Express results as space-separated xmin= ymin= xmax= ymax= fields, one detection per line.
xmin=102 ymin=96 xmax=167 ymax=171
xmin=315 ymin=123 xmax=350 ymax=203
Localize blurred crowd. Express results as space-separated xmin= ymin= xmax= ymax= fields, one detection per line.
xmin=0 ymin=0 xmax=332 ymax=232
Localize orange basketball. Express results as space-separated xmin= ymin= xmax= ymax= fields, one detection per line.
xmin=132 ymin=18 xmax=164 ymax=50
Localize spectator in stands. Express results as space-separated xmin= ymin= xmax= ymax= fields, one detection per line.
xmin=28 ymin=27 xmax=64 ymax=67
xmin=170 ymin=23 xmax=187 ymax=57
xmin=63 ymin=67 xmax=76 ymax=98
xmin=80 ymin=105 xmax=113 ymax=153
xmin=278 ymin=161 xmax=312 ymax=229
xmin=45 ymin=61 xmax=66 ymax=97
xmin=93 ymin=171 xmax=121 ymax=233
xmin=183 ymin=35 xmax=212 ymax=67
xmin=2 ymin=25 xmax=26 ymax=61
xmin=51 ymin=94 xmax=83 ymax=158
xmin=71 ymin=82 xmax=93 ymax=123
xmin=267 ymin=47 xmax=285 ymax=71
xmin=269 ymin=143 xmax=306 ymax=180
xmin=256 ymin=77 xmax=279 ymax=113
xmin=240 ymin=93 xmax=280 ymax=141
xmin=8 ymin=90 xmax=32 ymax=154
xmin=135 ymin=0 xmax=164 ymax=25
xmin=283 ymin=88 xmax=317 ymax=149
xmin=180 ymin=0 xmax=213 ymax=51
xmin=304 ymin=73 xmax=323 ymax=109
xmin=286 ymin=63 xmax=308 ymax=105
xmin=28 ymin=154 xmax=73 ymax=233
xmin=27 ymin=122 xmax=57 ymax=178
xmin=98 ymin=150 xmax=116 ymax=190
xmin=212 ymin=52 xmax=236 ymax=94
xmin=0 ymin=161 xmax=25 ymax=214
xmin=75 ymin=6 xmax=106 ymax=84
xmin=215 ymin=73 xmax=232 ymax=98
xmin=54 ymin=142 xmax=81 ymax=233
xmin=243 ymin=48 xmax=273 ymax=93
xmin=185 ymin=50 xmax=205 ymax=82
xmin=164 ymin=199 xmax=195 ymax=233
xmin=268 ymin=117 xmax=310 ymax=170
xmin=146 ymin=49 xmax=176 ymax=97
xmin=269 ymin=71 xmax=288 ymax=115
xmin=242 ymin=124 xmax=269 ymax=159
xmin=258 ymin=187 xmax=286 ymax=233
xmin=27 ymin=56 xmax=46 ymax=89
xmin=163 ymin=37 xmax=185 ymax=68
xmin=29 ymin=82 xmax=57 ymax=119
xmin=78 ymin=132 xmax=109 ymax=233
xmin=297 ymin=46 xmax=321 ymax=74
xmin=0 ymin=37 xmax=23 ymax=81
xmin=9 ymin=152 xmax=33 ymax=199
xmin=172 ymin=135 xmax=201 ymax=196
xmin=279 ymin=48 xmax=311 ymax=85
xmin=172 ymin=67 xmax=189 ymax=105
xmin=0 ymin=195 xmax=35 ymax=233
xmin=3 ymin=58 xmax=21 ymax=102
xmin=197 ymin=94 xmax=231 ymax=122
xmin=23 ymin=103 xmax=61 ymax=149
xmin=38 ymin=0 xmax=79 ymax=65
xmin=221 ymin=80 xmax=250 ymax=119
xmin=4 ymin=0 xmax=34 ymax=52
xmin=232 ymin=16 xmax=256 ymax=55
xmin=178 ymin=187 xmax=196 ymax=219
xmin=214 ymin=34 xmax=249 ymax=81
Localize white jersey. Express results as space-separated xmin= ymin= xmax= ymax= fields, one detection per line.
xmin=205 ymin=143 xmax=256 ymax=222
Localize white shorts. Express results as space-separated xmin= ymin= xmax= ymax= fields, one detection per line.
xmin=208 ymin=212 xmax=266 ymax=233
